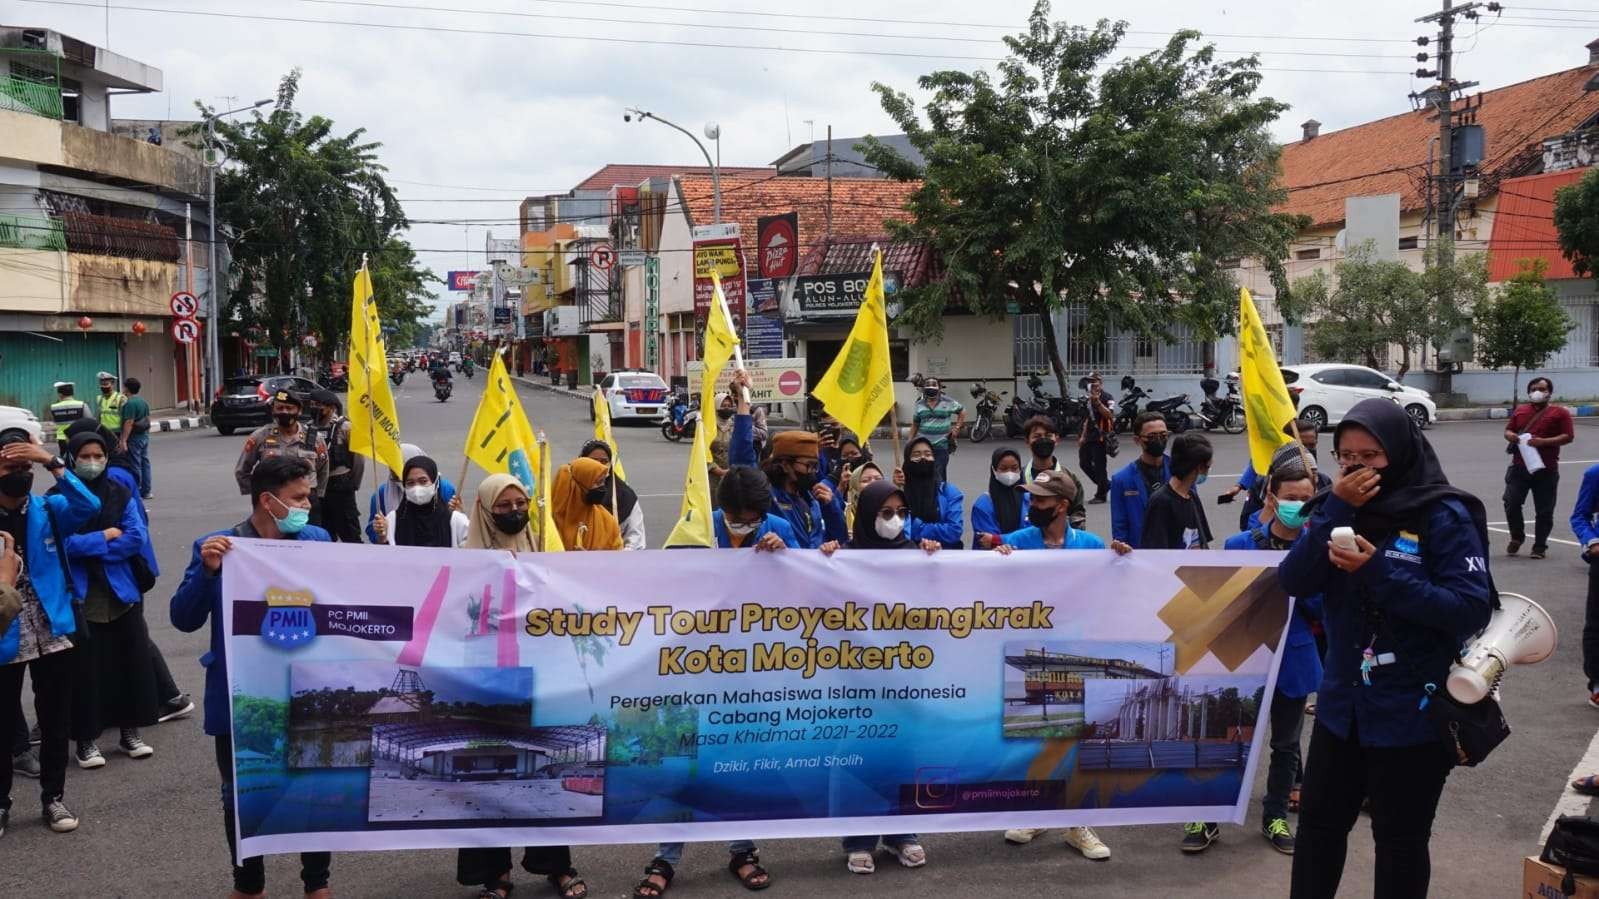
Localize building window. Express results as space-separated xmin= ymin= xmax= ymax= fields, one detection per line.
xmin=1295 ymin=248 xmax=1320 ymax=261
xmin=1398 ymin=236 xmax=1419 ymax=250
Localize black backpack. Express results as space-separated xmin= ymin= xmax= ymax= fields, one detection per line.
xmin=1542 ymin=815 xmax=1599 ymax=895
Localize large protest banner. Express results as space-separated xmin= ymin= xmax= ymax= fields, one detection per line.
xmin=222 ymin=541 xmax=1291 ymax=856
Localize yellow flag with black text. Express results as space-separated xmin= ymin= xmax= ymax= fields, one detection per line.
xmin=591 ymin=388 xmax=626 ymax=482
xmin=1238 ymin=287 xmax=1299 ymax=473
xmin=347 ymin=267 xmax=403 ymax=474
xmin=662 ymin=425 xmax=716 ymax=548
xmin=811 ymin=250 xmax=894 ymax=439
xmin=700 ymin=271 xmax=741 ymax=446
xmin=465 ymin=352 xmax=542 ymax=494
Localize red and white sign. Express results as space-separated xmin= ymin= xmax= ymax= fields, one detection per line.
xmin=692 ymin=234 xmax=746 ymax=332
xmin=590 ymin=245 xmax=615 ymax=270
xmin=447 ymin=271 xmax=482 ymax=292
xmin=777 ymin=368 xmax=803 ymax=397
xmin=169 ymin=291 xmax=199 ymax=318
xmin=757 ymin=212 xmax=798 ymax=279
xmin=172 ymin=318 xmax=200 ymax=344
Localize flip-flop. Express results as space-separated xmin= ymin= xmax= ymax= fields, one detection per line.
xmin=1572 ymin=775 xmax=1599 ymax=796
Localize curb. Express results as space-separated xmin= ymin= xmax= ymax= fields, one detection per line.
xmin=1434 ymin=404 xmax=1599 ymax=422
xmin=512 ymin=376 xmax=593 ymax=405
xmin=150 ymin=416 xmax=207 ymax=432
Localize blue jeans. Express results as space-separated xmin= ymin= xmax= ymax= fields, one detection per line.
xmin=841 ymin=834 xmax=919 ymax=852
xmin=127 ymin=432 xmax=151 ymax=497
xmin=654 ymin=840 xmax=756 ymax=865
xmin=931 ymin=444 xmax=950 ymax=483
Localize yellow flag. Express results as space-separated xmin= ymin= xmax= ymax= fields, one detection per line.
xmin=811 ymin=250 xmax=894 ymax=439
xmin=663 ymin=425 xmax=716 ymax=548
xmin=591 ymin=388 xmax=626 ymax=482
xmin=699 ymin=271 xmax=741 ymax=445
xmin=465 ymin=352 xmax=542 ymax=494
xmin=347 ymin=267 xmax=403 ymax=474
xmin=1238 ymin=287 xmax=1299 ymax=473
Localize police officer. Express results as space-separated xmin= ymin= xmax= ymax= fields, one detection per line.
xmin=233 ymin=391 xmax=328 ymax=505
xmin=309 ymin=389 xmax=363 ymax=541
xmin=48 ymin=383 xmax=89 ymax=455
xmin=95 ymin=372 xmax=127 ymax=435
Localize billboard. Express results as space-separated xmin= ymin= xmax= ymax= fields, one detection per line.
xmin=687 ymin=357 xmax=807 ymax=404
xmin=792 ymin=270 xmax=902 ymax=317
xmin=692 ymin=225 xmax=745 ymax=332
xmin=756 ymin=212 xmax=799 ymax=279
xmin=447 ymin=271 xmax=482 ymax=292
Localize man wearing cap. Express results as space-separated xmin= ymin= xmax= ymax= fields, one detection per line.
xmin=95 ymin=372 xmax=127 ymax=435
xmin=233 ymin=390 xmax=329 ymax=500
xmin=730 ymin=420 xmax=845 ymax=548
xmin=308 ymin=390 xmax=363 ymax=541
xmin=47 ymin=383 xmax=89 ymax=455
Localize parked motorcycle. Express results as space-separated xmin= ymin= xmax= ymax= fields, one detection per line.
xmin=661 ymin=389 xmax=699 ymax=442
xmin=1196 ymin=375 xmax=1245 ymax=434
xmin=1005 ymin=373 xmax=1054 ymax=437
xmin=1143 ymin=390 xmax=1193 ymax=434
xmin=1114 ymin=375 xmax=1150 ymax=433
xmin=968 ymin=382 xmax=1009 ymax=443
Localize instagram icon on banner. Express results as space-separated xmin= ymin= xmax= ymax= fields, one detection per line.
xmin=914 ymin=767 xmax=959 ymax=810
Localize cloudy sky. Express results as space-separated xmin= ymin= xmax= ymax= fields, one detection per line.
xmin=20 ymin=0 xmax=1585 ymax=317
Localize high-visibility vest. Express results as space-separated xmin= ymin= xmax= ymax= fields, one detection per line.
xmin=49 ymin=399 xmax=88 ymax=440
xmin=98 ymin=391 xmax=127 ymax=431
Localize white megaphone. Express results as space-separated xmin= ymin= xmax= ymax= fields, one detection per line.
xmin=1446 ymin=592 xmax=1557 ymax=704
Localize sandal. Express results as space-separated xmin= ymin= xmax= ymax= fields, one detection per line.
xmin=887 ymin=841 xmax=927 ymax=868
xmin=633 ymin=858 xmax=673 ymax=899
xmin=846 ymin=850 xmax=875 ymax=875
xmin=728 ymin=850 xmax=772 ymax=891
xmin=478 ymin=881 xmax=515 ymax=899
xmin=547 ymin=869 xmax=586 ymax=899
xmin=1573 ymin=775 xmax=1599 ymax=797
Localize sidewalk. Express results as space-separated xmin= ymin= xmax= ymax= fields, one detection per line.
xmin=1434 ymin=403 xmax=1599 ymax=422
xmin=512 ymin=375 xmax=592 ymax=404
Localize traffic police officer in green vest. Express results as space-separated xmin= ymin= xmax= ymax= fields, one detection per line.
xmin=96 ymin=371 xmax=127 ymax=433
xmin=49 ymin=381 xmax=90 ymax=453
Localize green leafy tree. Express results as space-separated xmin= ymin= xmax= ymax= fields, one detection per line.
xmin=861 ymin=1 xmax=1304 ymax=393
xmin=1555 ymin=166 xmax=1599 ymax=282
xmin=205 ymin=70 xmax=436 ymax=367
xmin=1474 ymin=260 xmax=1573 ymax=402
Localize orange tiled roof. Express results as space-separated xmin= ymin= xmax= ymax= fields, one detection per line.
xmin=574 ymin=163 xmax=772 ymax=192
xmin=1487 ymin=168 xmax=1588 ymax=281
xmin=675 ymin=174 xmax=920 ymax=257
xmin=1278 ymin=64 xmax=1599 ymax=228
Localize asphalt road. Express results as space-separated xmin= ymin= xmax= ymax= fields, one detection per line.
xmin=4 ymin=380 xmax=1594 ymax=898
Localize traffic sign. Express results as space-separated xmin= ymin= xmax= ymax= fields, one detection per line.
xmin=169 ymin=291 xmax=199 ymax=318
xmin=618 ymin=249 xmax=647 ymax=268
xmin=172 ymin=318 xmax=200 ymax=344
xmin=590 ymin=245 xmax=615 ymax=270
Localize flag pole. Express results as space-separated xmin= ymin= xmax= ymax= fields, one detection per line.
xmin=874 ymin=246 xmax=903 ymax=468
xmin=713 ymin=273 xmax=749 ymax=404
xmin=536 ymin=432 xmax=550 ymax=552
xmin=358 ymin=253 xmax=382 ymax=494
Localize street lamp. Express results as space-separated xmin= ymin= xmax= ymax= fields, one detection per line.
xmin=624 ymin=107 xmax=720 ymax=223
xmin=205 ymin=97 xmax=272 ymax=394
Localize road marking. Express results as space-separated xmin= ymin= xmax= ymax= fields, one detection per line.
xmin=636 ymin=493 xmax=686 ymax=498
xmin=1563 ymin=460 xmax=1599 ymax=466
xmin=1543 ymin=725 xmax=1599 ymax=845
xmin=1485 ymin=523 xmax=1583 ymax=548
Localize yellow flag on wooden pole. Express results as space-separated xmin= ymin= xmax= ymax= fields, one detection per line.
xmin=811 ymin=249 xmax=894 ymax=441
xmin=591 ymin=388 xmax=627 ymax=482
xmin=699 ymin=270 xmax=743 ymax=446
xmin=662 ymin=424 xmax=716 ymax=548
xmin=347 ymin=262 xmax=404 ymax=479
xmin=1238 ymin=287 xmax=1299 ymax=473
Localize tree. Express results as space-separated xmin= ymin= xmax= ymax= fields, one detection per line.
xmin=1474 ymin=260 xmax=1573 ymax=403
xmin=1555 ymin=166 xmax=1599 ymax=282
xmin=205 ymin=70 xmax=436 ymax=368
xmin=861 ymin=1 xmax=1304 ymax=393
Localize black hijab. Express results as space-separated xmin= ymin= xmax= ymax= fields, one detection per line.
xmin=1328 ymin=398 xmax=1490 ymax=548
xmin=579 ymin=439 xmax=639 ymax=523
xmin=986 ymin=447 xmax=1025 ymax=532
xmin=851 ymin=479 xmax=913 ymax=549
xmin=903 ymin=436 xmax=942 ymax=522
xmin=393 ymin=456 xmax=455 ymax=547
xmin=65 ymin=431 xmax=130 ymax=532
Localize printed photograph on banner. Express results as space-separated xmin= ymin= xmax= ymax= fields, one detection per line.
xmin=1079 ymin=674 xmax=1266 ymax=771
xmin=1001 ymin=641 xmax=1172 ymax=739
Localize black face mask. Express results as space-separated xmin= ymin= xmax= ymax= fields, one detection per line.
xmin=274 ymin=413 xmax=297 ymax=428
xmin=1142 ymin=435 xmax=1168 ymax=456
xmin=717 ymin=408 xmax=734 ymax=420
xmin=1027 ymin=503 xmax=1058 ymax=529
xmin=791 ymin=468 xmax=818 ymax=492
xmin=584 ymin=485 xmax=609 ymax=506
xmin=491 ymin=509 xmax=530 ymax=535
xmin=0 ymin=470 xmax=33 ymax=498
xmin=904 ymin=459 xmax=936 ymax=480
xmin=1030 ymin=437 xmax=1056 ymax=460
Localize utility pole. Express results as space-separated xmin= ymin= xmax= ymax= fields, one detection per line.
xmin=825 ymin=125 xmax=833 ymax=243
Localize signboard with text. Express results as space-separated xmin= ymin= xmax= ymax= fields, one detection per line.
xmin=687 ymin=357 xmax=807 ymax=404
xmin=692 ymin=225 xmax=745 ymax=333
xmin=756 ymin=212 xmax=798 ymax=279
xmin=792 ymin=271 xmax=902 ymax=317
xmin=744 ymin=278 xmax=785 ymax=360
xmin=447 ymin=271 xmax=482 ymax=292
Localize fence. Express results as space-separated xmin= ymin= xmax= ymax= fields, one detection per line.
xmin=0 ymin=73 xmax=62 ymax=119
xmin=1014 ymin=309 xmax=1210 ymax=377
xmin=0 ymin=214 xmax=67 ymax=251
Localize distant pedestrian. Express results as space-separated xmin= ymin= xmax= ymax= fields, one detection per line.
xmin=908 ymin=377 xmax=963 ymax=483
xmin=117 ymin=377 xmax=152 ymax=499
xmin=309 ymin=389 xmax=363 ymax=542
xmin=95 ymin=371 xmax=127 ymax=435
xmin=1503 ymin=376 xmax=1573 ymax=559
xmin=47 ymin=382 xmax=88 ymax=455
xmin=1077 ymin=373 xmax=1113 ymax=504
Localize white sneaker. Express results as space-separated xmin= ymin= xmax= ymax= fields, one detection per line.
xmin=1064 ymin=826 xmax=1111 ymax=860
xmin=1004 ymin=827 xmax=1044 ymax=844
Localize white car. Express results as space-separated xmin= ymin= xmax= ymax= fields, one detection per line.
xmin=448 ymin=352 xmax=462 ymax=365
xmin=595 ymin=371 xmax=670 ymax=422
xmin=0 ymin=405 xmax=45 ymax=445
xmin=1281 ymin=363 xmax=1436 ymax=431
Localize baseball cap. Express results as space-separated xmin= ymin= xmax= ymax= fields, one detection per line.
xmin=1022 ymin=470 xmax=1077 ymax=500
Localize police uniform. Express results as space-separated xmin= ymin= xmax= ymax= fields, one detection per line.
xmin=48 ymin=385 xmax=90 ymax=452
xmin=233 ymin=391 xmax=329 ymax=497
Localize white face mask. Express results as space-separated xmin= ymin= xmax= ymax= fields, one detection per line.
xmin=404 ymin=483 xmax=437 ymax=505
xmin=994 ymin=470 xmax=1021 ymax=487
xmin=874 ymin=515 xmax=905 ymax=540
xmin=1529 ymin=390 xmax=1549 ymax=403
xmin=726 ymin=521 xmax=759 ymax=537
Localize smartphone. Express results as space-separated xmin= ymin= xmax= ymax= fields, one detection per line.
xmin=1216 ymin=493 xmax=1235 ymax=505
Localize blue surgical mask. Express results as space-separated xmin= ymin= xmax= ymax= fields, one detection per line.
xmin=1196 ymin=473 xmax=1209 ymax=486
xmin=268 ymin=494 xmax=310 ymax=535
xmin=1275 ymin=499 xmax=1309 ymax=530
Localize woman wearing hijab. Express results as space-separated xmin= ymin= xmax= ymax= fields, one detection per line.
xmin=971 ymin=448 xmax=1027 ymax=550
xmin=373 ymin=456 xmax=469 ymax=548
xmin=1280 ymin=399 xmax=1493 ymax=899
xmin=56 ymin=431 xmax=157 ymax=767
xmin=579 ymin=440 xmax=645 ymax=549
xmin=551 ymin=459 xmax=624 ymax=551
xmin=456 ymin=474 xmax=587 ymax=899
xmin=707 ymin=392 xmax=736 ymax=509
xmin=843 ymin=462 xmax=885 ymax=535
xmin=902 ymin=436 xmax=964 ymax=549
xmin=366 ymin=443 xmax=460 ymax=542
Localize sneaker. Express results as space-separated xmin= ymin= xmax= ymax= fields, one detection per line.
xmin=1004 ymin=827 xmax=1044 ymax=845
xmin=1088 ymin=495 xmax=1108 ymax=505
xmin=42 ymin=798 xmax=78 ymax=833
xmin=1064 ymin=825 xmax=1110 ymax=860
xmin=1531 ymin=548 xmax=1548 ymax=560
xmin=1263 ymin=817 xmax=1295 ymax=855
xmin=1588 ymin=691 xmax=1599 ymax=710
xmin=117 ymin=729 xmax=153 ymax=759
xmin=0 ymin=806 xmax=8 ymax=838
xmin=27 ymin=723 xmax=39 ymax=745
xmin=1181 ymin=821 xmax=1220 ymax=853
xmin=157 ymin=694 xmax=195 ymax=723
xmin=11 ymin=750 xmax=40 ymax=778
xmin=75 ymin=742 xmax=105 ymax=769
xmin=1507 ymin=539 xmax=1522 ymax=555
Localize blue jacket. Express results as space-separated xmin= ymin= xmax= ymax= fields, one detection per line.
xmin=1279 ymin=493 xmax=1492 ymax=747
xmin=971 ymin=491 xmax=1030 ymax=542
xmin=171 ymin=522 xmax=332 ymax=736
xmin=56 ymin=483 xmax=147 ymax=605
xmin=367 ymin=478 xmax=457 ymax=543
xmin=908 ymin=482 xmax=965 ymax=549
xmin=1571 ymin=463 xmax=1599 ymax=547
xmin=729 ymin=413 xmax=758 ymax=467
xmin=1000 ymin=523 xmax=1105 ymax=550
xmin=0 ymin=472 xmax=101 ymax=664
xmin=107 ymin=465 xmax=159 ymax=580
xmin=712 ymin=511 xmax=802 ymax=549
xmin=1223 ymin=527 xmax=1323 ymax=699
xmin=728 ymin=413 xmax=846 ymax=546
xmin=1109 ymin=456 xmax=1170 ymax=547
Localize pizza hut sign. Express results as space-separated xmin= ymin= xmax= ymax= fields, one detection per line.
xmin=757 ymin=212 xmax=798 ymax=279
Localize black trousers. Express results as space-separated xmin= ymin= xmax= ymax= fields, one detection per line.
xmin=150 ymin=636 xmax=180 ymax=702
xmin=1290 ymin=722 xmax=1452 ymax=899
xmin=11 ymin=696 xmax=27 ymax=755
xmin=1078 ymin=440 xmax=1108 ymax=499
xmin=0 ymin=648 xmax=73 ymax=810
xmin=1584 ymin=559 xmax=1599 ymax=692
xmin=1503 ymin=464 xmax=1559 ymax=552
xmin=215 ymin=734 xmax=331 ymax=894
xmin=320 ymin=490 xmax=363 ymax=543
xmin=457 ymin=845 xmax=572 ymax=887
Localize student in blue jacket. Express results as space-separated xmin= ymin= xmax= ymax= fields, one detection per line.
xmin=902 ymin=437 xmax=964 ymax=549
xmin=972 ymin=448 xmax=1028 ymax=549
xmin=731 ymin=425 xmax=845 ymax=549
xmin=1570 ymin=463 xmax=1599 ymax=706
xmin=170 ymin=456 xmax=334 ymax=899
xmin=1279 ymin=399 xmax=1492 ymax=899
xmin=711 ymin=466 xmax=801 ymax=550
xmin=0 ymin=434 xmax=99 ymax=837
xmin=1109 ymin=412 xmax=1171 ymax=547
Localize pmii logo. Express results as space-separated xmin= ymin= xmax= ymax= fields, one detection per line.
xmin=261 ymin=587 xmax=316 ymax=649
